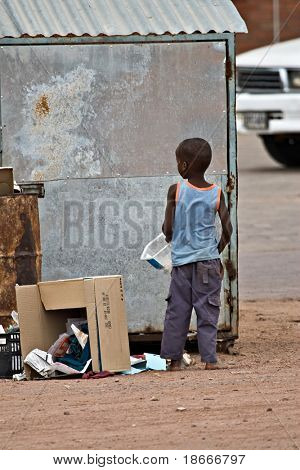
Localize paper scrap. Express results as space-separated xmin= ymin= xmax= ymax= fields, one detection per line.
xmin=11 ymin=310 xmax=19 ymax=326
xmin=24 ymin=348 xmax=91 ymax=378
xmin=71 ymin=324 xmax=88 ymax=349
xmin=121 ymin=357 xmax=149 ymax=375
xmin=24 ymin=349 xmax=53 ymax=377
xmin=122 ymin=367 xmax=147 ymax=375
xmin=145 ymin=353 xmax=167 ymax=371
xmin=66 ymin=318 xmax=87 ymax=336
xmin=12 ymin=372 xmax=26 ymax=381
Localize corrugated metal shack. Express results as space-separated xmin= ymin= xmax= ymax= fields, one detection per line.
xmin=0 ymin=0 xmax=246 ymax=349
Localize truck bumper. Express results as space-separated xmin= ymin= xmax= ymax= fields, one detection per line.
xmin=236 ymin=92 xmax=300 ymax=134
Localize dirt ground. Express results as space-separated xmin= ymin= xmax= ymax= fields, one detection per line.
xmin=0 ymin=299 xmax=299 ymax=450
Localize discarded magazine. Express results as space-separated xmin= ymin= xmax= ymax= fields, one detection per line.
xmin=24 ymin=349 xmax=92 ymax=378
xmin=24 ymin=320 xmax=92 ymax=378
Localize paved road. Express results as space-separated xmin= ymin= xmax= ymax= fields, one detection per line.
xmin=238 ymin=134 xmax=300 ymax=300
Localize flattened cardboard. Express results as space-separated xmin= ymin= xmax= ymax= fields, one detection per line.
xmin=95 ymin=276 xmax=131 ymax=372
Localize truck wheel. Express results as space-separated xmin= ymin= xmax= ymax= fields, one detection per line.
xmin=260 ymin=134 xmax=300 ymax=167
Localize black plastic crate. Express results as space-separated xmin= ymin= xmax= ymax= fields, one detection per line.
xmin=0 ymin=332 xmax=23 ymax=378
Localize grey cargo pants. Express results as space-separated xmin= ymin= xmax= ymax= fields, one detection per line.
xmin=160 ymin=259 xmax=223 ymax=363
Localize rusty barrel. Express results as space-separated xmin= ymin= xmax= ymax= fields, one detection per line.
xmin=0 ymin=195 xmax=42 ymax=323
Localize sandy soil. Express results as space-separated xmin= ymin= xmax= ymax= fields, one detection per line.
xmin=0 ymin=299 xmax=299 ymax=450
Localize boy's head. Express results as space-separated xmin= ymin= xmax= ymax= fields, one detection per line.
xmin=175 ymin=138 xmax=212 ymax=178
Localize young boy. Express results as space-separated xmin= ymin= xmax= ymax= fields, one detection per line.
xmin=160 ymin=138 xmax=232 ymax=371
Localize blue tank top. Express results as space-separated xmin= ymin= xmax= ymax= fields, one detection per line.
xmin=171 ymin=180 xmax=221 ymax=266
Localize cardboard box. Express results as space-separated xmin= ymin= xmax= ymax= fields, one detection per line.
xmin=16 ymin=276 xmax=131 ymax=379
xmin=0 ymin=167 xmax=14 ymax=196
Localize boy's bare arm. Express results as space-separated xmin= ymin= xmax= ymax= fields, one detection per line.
xmin=162 ymin=184 xmax=177 ymax=242
xmin=217 ymin=191 xmax=232 ymax=254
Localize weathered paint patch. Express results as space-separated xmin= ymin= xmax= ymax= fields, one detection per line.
xmin=17 ymin=66 xmax=98 ymax=180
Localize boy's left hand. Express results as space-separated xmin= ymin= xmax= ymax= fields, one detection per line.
xmin=225 ymin=259 xmax=236 ymax=280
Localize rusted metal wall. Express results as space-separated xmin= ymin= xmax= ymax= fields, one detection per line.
xmin=0 ymin=195 xmax=42 ymax=318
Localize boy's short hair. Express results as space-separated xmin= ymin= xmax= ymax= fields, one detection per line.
xmin=176 ymin=138 xmax=212 ymax=172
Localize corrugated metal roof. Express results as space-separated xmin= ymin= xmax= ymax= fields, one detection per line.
xmin=0 ymin=0 xmax=247 ymax=39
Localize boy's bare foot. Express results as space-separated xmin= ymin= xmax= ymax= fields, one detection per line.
xmin=205 ymin=362 xmax=228 ymax=370
xmin=169 ymin=359 xmax=187 ymax=371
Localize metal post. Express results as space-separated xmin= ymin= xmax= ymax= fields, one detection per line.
xmin=226 ymin=34 xmax=238 ymax=339
xmin=273 ymin=0 xmax=280 ymax=43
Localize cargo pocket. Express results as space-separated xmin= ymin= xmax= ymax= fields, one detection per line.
xmin=208 ymin=296 xmax=221 ymax=308
xmin=206 ymin=295 xmax=221 ymax=325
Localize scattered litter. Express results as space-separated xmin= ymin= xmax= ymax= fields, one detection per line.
xmin=64 ymin=385 xmax=71 ymax=390
xmin=121 ymin=356 xmax=148 ymax=375
xmin=267 ymin=408 xmax=272 ymax=412
xmin=24 ymin=349 xmax=92 ymax=378
xmin=115 ymin=379 xmax=120 ymax=382
xmin=145 ymin=353 xmax=167 ymax=371
xmin=150 ymin=396 xmax=159 ymax=401
xmin=203 ymin=398 xmax=214 ymax=401
xmin=122 ymin=353 xmax=168 ymax=374
xmin=130 ymin=356 xmax=146 ymax=366
xmin=12 ymin=371 xmax=26 ymax=381
xmin=176 ymin=407 xmax=186 ymax=412
xmin=5 ymin=311 xmax=20 ymax=334
xmin=64 ymin=411 xmax=70 ymax=416
xmin=182 ymin=353 xmax=193 ymax=367
xmin=17 ymin=276 xmax=131 ymax=379
xmin=48 ymin=334 xmax=70 ymax=358
xmin=24 ymin=349 xmax=53 ymax=378
xmin=11 ymin=311 xmax=19 ymax=326
xmin=122 ymin=367 xmax=146 ymax=375
xmin=71 ymin=324 xmax=88 ymax=349
xmin=66 ymin=318 xmax=87 ymax=336
xmin=132 ymin=424 xmax=136 ymax=427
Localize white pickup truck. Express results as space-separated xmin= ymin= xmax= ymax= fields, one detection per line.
xmin=236 ymin=38 xmax=300 ymax=167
